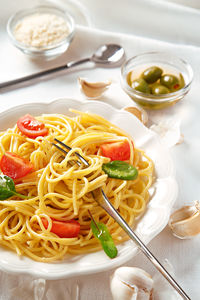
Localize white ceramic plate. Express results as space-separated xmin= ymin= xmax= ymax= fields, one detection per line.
xmin=0 ymin=99 xmax=178 ymax=279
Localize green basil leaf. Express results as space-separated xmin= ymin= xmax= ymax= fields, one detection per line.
xmin=102 ymin=160 xmax=138 ymax=180
xmin=101 ymin=239 xmax=118 ymax=259
xmin=91 ymin=220 xmax=118 ymax=259
xmin=0 ymin=175 xmax=16 ymax=200
xmin=0 ymin=174 xmax=27 ymax=200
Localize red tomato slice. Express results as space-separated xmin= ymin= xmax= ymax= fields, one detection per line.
xmin=100 ymin=140 xmax=131 ymax=161
xmin=42 ymin=218 xmax=80 ymax=238
xmin=17 ymin=114 xmax=48 ymax=139
xmin=0 ymin=152 xmax=34 ymax=179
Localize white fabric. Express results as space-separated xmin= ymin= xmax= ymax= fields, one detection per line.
xmin=79 ymin=0 xmax=200 ymax=46
xmin=0 ymin=0 xmax=200 ymax=299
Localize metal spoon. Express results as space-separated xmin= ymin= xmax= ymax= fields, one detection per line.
xmin=0 ymin=44 xmax=125 ymax=90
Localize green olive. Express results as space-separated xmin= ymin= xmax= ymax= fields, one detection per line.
xmin=131 ymin=78 xmax=150 ymax=93
xmin=141 ymin=66 xmax=163 ymax=84
xmin=179 ymin=73 xmax=185 ymax=89
xmin=160 ymin=74 xmax=179 ymax=89
xmin=127 ymin=71 xmax=135 ymax=86
xmin=151 ymin=83 xmax=170 ymax=95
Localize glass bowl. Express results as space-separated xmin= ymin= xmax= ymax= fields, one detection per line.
xmin=7 ymin=5 xmax=75 ymax=60
xmin=121 ymin=52 xmax=193 ymax=109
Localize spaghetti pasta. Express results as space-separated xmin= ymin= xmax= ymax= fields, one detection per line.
xmin=0 ymin=110 xmax=154 ymax=262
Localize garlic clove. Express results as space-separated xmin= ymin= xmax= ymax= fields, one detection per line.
xmin=110 ymin=267 xmax=154 ymax=300
xmin=124 ymin=106 xmax=148 ymax=125
xmin=78 ymin=78 xmax=111 ymax=99
xmin=168 ymin=201 xmax=200 ymax=239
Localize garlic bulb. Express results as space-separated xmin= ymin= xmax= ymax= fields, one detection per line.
xmin=123 ymin=106 xmax=148 ymax=125
xmin=168 ymin=201 xmax=200 ymax=239
xmin=110 ymin=267 xmax=154 ymax=300
xmin=78 ymin=78 xmax=111 ymax=98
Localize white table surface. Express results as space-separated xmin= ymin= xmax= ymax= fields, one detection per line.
xmin=0 ymin=0 xmax=200 ymax=299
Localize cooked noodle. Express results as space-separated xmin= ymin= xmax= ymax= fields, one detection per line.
xmin=0 ymin=110 xmax=154 ymax=262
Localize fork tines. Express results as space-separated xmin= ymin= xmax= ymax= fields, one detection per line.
xmin=53 ymin=138 xmax=89 ymax=167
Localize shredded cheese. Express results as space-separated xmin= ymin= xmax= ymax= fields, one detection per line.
xmin=14 ymin=13 xmax=70 ymax=48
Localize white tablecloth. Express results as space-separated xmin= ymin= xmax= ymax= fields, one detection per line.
xmin=0 ymin=0 xmax=200 ymax=299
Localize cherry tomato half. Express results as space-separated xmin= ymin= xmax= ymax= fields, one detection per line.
xmin=100 ymin=140 xmax=132 ymax=161
xmin=17 ymin=114 xmax=48 ymax=139
xmin=0 ymin=152 xmax=34 ymax=179
xmin=42 ymin=218 xmax=80 ymax=238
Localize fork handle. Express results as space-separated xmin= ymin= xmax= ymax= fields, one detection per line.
xmin=100 ymin=190 xmax=190 ymax=300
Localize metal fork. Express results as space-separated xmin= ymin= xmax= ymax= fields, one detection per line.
xmin=53 ymin=138 xmax=190 ymax=300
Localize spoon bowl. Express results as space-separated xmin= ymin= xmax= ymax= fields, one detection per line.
xmin=91 ymin=44 xmax=125 ymax=65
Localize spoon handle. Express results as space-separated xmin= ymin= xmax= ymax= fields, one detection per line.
xmin=99 ymin=189 xmax=191 ymax=300
xmin=0 ymin=57 xmax=90 ymax=90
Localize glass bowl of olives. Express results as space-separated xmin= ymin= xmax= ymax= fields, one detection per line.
xmin=121 ymin=52 xmax=193 ymax=109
